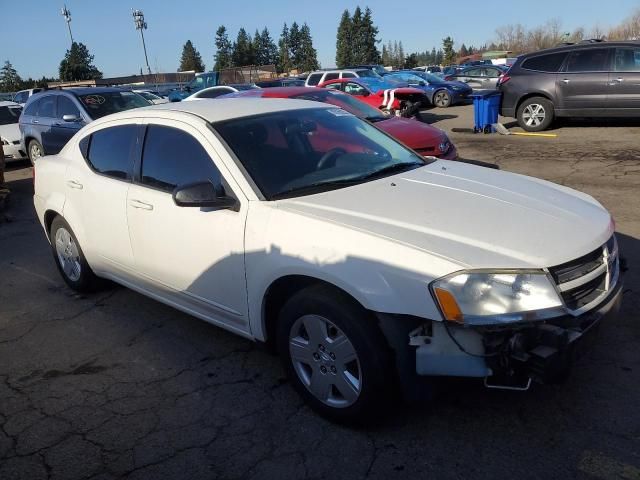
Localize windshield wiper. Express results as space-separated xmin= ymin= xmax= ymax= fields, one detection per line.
xmin=271 ymin=178 xmax=362 ymax=200
xmin=365 ymin=116 xmax=386 ymax=123
xmin=351 ymin=161 xmax=424 ymax=182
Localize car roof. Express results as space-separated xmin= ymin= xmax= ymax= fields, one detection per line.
xmin=521 ymin=40 xmax=640 ymax=57
xmin=232 ymin=87 xmax=325 ymax=98
xmin=89 ymin=98 xmax=332 ymax=125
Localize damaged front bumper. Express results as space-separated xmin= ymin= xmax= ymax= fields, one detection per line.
xmin=412 ymin=280 xmax=623 ymax=388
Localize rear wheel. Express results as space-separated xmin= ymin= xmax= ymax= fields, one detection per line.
xmin=433 ymin=90 xmax=452 ymax=108
xmin=50 ymin=216 xmax=100 ymax=292
xmin=277 ymin=285 xmax=395 ymax=424
xmin=28 ymin=139 xmax=44 ymax=165
xmin=517 ymin=97 xmax=555 ymax=132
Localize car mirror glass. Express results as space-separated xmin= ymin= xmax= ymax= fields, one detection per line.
xmin=62 ymin=114 xmax=80 ymax=122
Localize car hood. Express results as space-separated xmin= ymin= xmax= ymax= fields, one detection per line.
xmin=377 ymin=117 xmax=445 ymax=149
xmin=0 ymin=123 xmax=20 ymax=142
xmin=276 ymin=161 xmax=613 ymax=269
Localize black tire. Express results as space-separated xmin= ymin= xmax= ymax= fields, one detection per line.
xmin=28 ymin=139 xmax=44 ymax=165
xmin=433 ymin=89 xmax=452 ymax=108
xmin=400 ymin=101 xmax=421 ymax=118
xmin=517 ymin=97 xmax=555 ymax=132
xmin=277 ymin=284 xmax=395 ymax=424
xmin=50 ymin=216 xmax=101 ymax=292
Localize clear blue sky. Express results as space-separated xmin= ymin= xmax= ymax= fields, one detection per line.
xmin=3 ymin=0 xmax=639 ymax=78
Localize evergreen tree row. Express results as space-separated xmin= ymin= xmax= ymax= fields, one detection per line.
xmin=335 ymin=6 xmax=380 ymax=68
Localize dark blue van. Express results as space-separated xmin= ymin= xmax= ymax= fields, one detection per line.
xmin=19 ymin=87 xmax=149 ymax=163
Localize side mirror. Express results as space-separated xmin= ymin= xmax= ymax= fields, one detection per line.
xmin=419 ymin=81 xmax=426 ymax=86
xmin=172 ymin=181 xmax=237 ymax=209
xmin=62 ymin=114 xmax=81 ymax=122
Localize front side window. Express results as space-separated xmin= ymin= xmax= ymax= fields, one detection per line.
xmin=306 ymin=73 xmax=323 ymax=86
xmin=522 ymin=52 xmax=568 ymax=72
xmin=214 ymin=108 xmax=431 ymax=200
xmin=57 ymin=96 xmax=80 ymax=119
xmin=86 ymin=125 xmax=137 ymax=179
xmin=614 ymin=47 xmax=640 ymax=72
xmin=38 ymin=96 xmax=56 ymax=118
xmin=0 ymin=105 xmax=22 ymax=125
xmin=77 ymin=91 xmax=150 ymax=120
xmin=325 ymin=83 xmax=342 ymax=91
xmin=565 ymin=48 xmax=610 ymax=72
xmin=344 ymin=83 xmax=368 ymax=96
xmin=141 ymin=125 xmax=221 ymax=192
xmin=465 ymin=68 xmax=482 ymax=76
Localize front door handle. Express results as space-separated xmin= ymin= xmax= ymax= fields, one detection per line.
xmin=66 ymin=180 xmax=83 ymax=190
xmin=608 ymin=77 xmax=625 ymax=86
xmin=129 ymin=199 xmax=154 ymax=211
xmin=562 ymin=79 xmax=570 ymax=84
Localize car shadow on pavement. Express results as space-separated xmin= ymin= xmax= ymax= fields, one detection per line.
xmin=415 ymin=112 xmax=458 ymax=125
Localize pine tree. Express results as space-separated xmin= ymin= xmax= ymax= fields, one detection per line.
xmin=179 ymin=40 xmax=205 ymax=72
xmin=381 ymin=44 xmax=390 ymax=66
xmin=214 ymin=26 xmax=233 ymax=70
xmin=278 ymin=23 xmax=291 ymax=74
xmin=430 ymin=47 xmax=437 ymax=65
xmin=297 ymin=23 xmax=319 ymax=72
xmin=442 ymin=36 xmax=455 ymax=65
xmin=232 ymin=28 xmax=254 ymax=67
xmin=404 ymin=53 xmax=418 ymax=69
xmin=336 ymin=9 xmax=353 ymax=68
xmin=252 ymin=29 xmax=264 ymax=65
xmin=59 ymin=42 xmax=102 ymax=81
xmin=435 ymin=49 xmax=444 ymax=65
xmin=351 ymin=7 xmax=364 ymax=63
xmin=398 ymin=42 xmax=405 ymax=69
xmin=459 ymin=43 xmax=469 ymax=58
xmin=0 ymin=61 xmax=22 ymax=91
xmin=261 ymin=28 xmax=278 ymax=66
xmin=289 ymin=22 xmax=301 ymax=70
xmin=360 ymin=7 xmax=380 ymax=64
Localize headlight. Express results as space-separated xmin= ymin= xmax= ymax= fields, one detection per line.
xmin=438 ymin=137 xmax=451 ymax=153
xmin=430 ymin=270 xmax=565 ymax=326
xmin=451 ymin=86 xmax=461 ymax=91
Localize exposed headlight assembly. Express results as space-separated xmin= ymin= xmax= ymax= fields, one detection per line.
xmin=431 ymin=270 xmax=565 ymax=326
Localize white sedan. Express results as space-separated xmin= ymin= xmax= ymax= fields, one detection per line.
xmin=33 ymin=99 xmax=622 ymax=422
xmin=0 ymin=101 xmax=27 ymax=161
xmin=183 ymin=84 xmax=259 ymax=101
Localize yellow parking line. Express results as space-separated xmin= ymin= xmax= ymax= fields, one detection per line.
xmin=578 ymin=450 xmax=640 ymax=480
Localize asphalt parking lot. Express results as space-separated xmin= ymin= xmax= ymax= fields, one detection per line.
xmin=1 ymin=104 xmax=639 ymax=480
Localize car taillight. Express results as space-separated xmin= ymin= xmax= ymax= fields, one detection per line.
xmin=497 ymin=75 xmax=511 ymax=86
xmin=444 ymin=76 xmax=453 ymax=81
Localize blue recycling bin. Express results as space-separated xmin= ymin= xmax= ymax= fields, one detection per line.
xmin=471 ymin=91 xmax=502 ymax=133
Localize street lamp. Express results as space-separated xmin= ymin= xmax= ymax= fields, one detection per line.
xmin=132 ymin=9 xmax=152 ymax=76
xmin=61 ymin=5 xmax=74 ymax=46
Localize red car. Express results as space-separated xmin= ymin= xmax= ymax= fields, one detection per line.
xmin=317 ymin=77 xmax=430 ymax=118
xmin=224 ymin=87 xmax=457 ymax=160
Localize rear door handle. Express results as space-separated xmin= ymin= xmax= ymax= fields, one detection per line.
xmin=562 ymin=79 xmax=570 ymax=84
xmin=129 ymin=199 xmax=154 ymax=211
xmin=66 ymin=180 xmax=83 ymax=190
xmin=608 ymin=77 xmax=625 ymax=86
xmin=32 ymin=119 xmax=39 ymax=124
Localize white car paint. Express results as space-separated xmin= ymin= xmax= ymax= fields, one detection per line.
xmin=0 ymin=101 xmax=26 ymax=161
xmin=304 ymin=69 xmax=378 ymax=87
xmin=33 ymin=99 xmax=619 ymax=395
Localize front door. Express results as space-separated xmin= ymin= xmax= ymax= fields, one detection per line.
xmin=126 ymin=120 xmax=248 ymax=329
xmin=608 ymin=46 xmax=640 ymax=111
xmin=557 ymin=48 xmax=612 ymax=113
xmin=51 ymin=96 xmax=84 ymax=153
xmin=35 ymin=95 xmax=57 ymax=154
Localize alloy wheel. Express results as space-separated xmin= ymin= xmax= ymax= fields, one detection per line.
xmin=30 ymin=143 xmax=42 ymax=162
xmin=55 ymin=227 xmax=82 ymax=282
xmin=523 ymin=104 xmax=546 ymax=127
xmin=434 ymin=91 xmax=450 ymax=107
xmin=288 ymin=314 xmax=362 ymax=408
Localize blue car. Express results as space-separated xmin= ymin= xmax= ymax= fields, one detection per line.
xmin=168 ymin=72 xmax=221 ymax=102
xmin=383 ymin=70 xmax=472 ymax=108
xmin=19 ymin=87 xmax=150 ymax=163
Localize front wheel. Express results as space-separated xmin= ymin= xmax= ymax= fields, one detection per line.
xmin=517 ymin=97 xmax=555 ymax=132
xmin=433 ymin=90 xmax=452 ymax=108
xmin=277 ymin=285 xmax=395 ymax=424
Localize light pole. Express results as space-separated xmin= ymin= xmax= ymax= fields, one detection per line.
xmin=132 ymin=9 xmax=152 ymax=76
xmin=61 ymin=5 xmax=74 ymax=46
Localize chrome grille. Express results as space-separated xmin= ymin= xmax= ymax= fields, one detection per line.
xmin=548 ymin=235 xmax=619 ymax=315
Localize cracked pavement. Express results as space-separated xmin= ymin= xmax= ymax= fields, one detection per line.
xmin=1 ymin=105 xmax=639 ymax=479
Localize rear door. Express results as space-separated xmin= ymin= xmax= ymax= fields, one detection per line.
xmin=609 ymin=46 xmax=640 ymax=112
xmin=51 ymin=96 xmax=84 ymax=152
xmin=35 ymin=95 xmax=58 ymax=154
xmin=557 ymin=48 xmax=612 ymax=114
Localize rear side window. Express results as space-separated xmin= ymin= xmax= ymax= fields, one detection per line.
xmin=23 ymin=98 xmax=39 ymax=116
xmin=38 ymin=96 xmax=56 ymax=118
xmin=141 ymin=125 xmax=221 ymax=193
xmin=86 ymin=125 xmax=137 ymax=180
xmin=324 ymin=73 xmax=340 ymax=81
xmin=614 ymin=47 xmax=640 ymax=72
xmin=307 ymin=73 xmax=323 ymax=86
xmin=565 ymin=48 xmax=610 ymax=72
xmin=342 ymin=72 xmax=356 ymax=78
xmin=522 ymin=53 xmax=568 ymax=72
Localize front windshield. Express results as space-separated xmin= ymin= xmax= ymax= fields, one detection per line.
xmin=290 ymin=90 xmax=386 ymax=121
xmin=77 ymin=91 xmax=150 ymax=119
xmin=412 ymin=71 xmax=444 ymax=84
xmin=214 ymin=108 xmax=430 ymax=200
xmin=232 ymin=84 xmax=259 ymax=91
xmin=0 ymin=105 xmax=21 ymax=125
xmin=138 ymin=91 xmax=160 ymax=101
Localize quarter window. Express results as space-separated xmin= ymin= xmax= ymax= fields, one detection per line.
xmin=38 ymin=96 xmax=56 ymax=118
xmin=522 ymin=53 xmax=568 ymax=72
xmin=565 ymin=48 xmax=610 ymax=72
xmin=141 ymin=125 xmax=221 ymax=193
xmin=86 ymin=125 xmax=137 ymax=180
xmin=614 ymin=47 xmax=640 ymax=72
xmin=23 ymin=98 xmax=39 ymax=116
